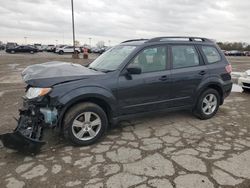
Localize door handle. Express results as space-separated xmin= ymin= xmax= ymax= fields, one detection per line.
xmin=199 ymin=70 xmax=206 ymax=75
xmin=159 ymin=75 xmax=168 ymax=81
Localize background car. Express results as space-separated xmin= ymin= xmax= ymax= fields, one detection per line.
xmin=0 ymin=44 xmax=5 ymax=50
xmin=53 ymin=45 xmax=66 ymax=53
xmin=55 ymin=45 xmax=81 ymax=55
xmin=46 ymin=45 xmax=56 ymax=52
xmin=238 ymin=70 xmax=250 ymax=91
xmin=227 ymin=50 xmax=245 ymax=56
xmin=5 ymin=45 xmax=38 ymax=54
xmin=34 ymin=44 xmax=42 ymax=52
xmin=6 ymin=42 xmax=18 ymax=50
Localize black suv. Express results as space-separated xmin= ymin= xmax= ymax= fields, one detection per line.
xmin=1 ymin=37 xmax=232 ymax=151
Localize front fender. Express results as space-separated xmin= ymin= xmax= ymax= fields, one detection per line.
xmin=52 ymin=86 xmax=118 ymax=129
xmin=58 ymin=86 xmax=117 ymax=110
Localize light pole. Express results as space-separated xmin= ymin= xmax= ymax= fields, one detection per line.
xmin=88 ymin=37 xmax=92 ymax=47
xmin=71 ymin=0 xmax=78 ymax=58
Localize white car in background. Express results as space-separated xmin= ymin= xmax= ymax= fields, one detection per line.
xmin=238 ymin=70 xmax=250 ymax=91
xmin=56 ymin=45 xmax=81 ymax=55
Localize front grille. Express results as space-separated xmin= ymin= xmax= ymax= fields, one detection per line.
xmin=243 ymin=83 xmax=250 ymax=87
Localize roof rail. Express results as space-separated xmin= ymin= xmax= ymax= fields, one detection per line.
xmin=121 ymin=39 xmax=148 ymax=43
xmin=146 ymin=36 xmax=212 ymax=43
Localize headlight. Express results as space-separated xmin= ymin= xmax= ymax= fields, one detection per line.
xmin=25 ymin=87 xmax=52 ymax=99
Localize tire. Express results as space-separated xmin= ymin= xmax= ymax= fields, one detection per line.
xmin=11 ymin=50 xmax=15 ymax=54
xmin=74 ymin=50 xmax=80 ymax=54
xmin=194 ymin=88 xmax=220 ymax=120
xmin=30 ymin=51 xmax=34 ymax=54
xmin=63 ymin=102 xmax=108 ymax=146
xmin=59 ymin=50 xmax=64 ymax=55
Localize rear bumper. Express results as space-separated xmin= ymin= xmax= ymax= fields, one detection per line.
xmin=222 ymin=81 xmax=233 ymax=101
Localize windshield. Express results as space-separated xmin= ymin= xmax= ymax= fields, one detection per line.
xmin=89 ymin=45 xmax=136 ymax=71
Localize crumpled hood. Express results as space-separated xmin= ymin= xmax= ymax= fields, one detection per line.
xmin=22 ymin=61 xmax=103 ymax=87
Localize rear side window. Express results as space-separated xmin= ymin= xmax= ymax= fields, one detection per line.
xmin=201 ymin=46 xmax=221 ymax=64
xmin=171 ymin=45 xmax=199 ymax=69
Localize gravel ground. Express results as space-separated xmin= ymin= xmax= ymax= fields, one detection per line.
xmin=0 ymin=51 xmax=250 ymax=188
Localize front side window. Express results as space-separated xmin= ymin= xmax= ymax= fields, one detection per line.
xmin=201 ymin=46 xmax=221 ymax=64
xmin=129 ymin=46 xmax=167 ymax=73
xmin=89 ymin=45 xmax=136 ymax=71
xmin=171 ymin=45 xmax=199 ymax=69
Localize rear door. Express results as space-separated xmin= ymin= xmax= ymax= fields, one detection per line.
xmin=170 ymin=44 xmax=209 ymax=107
xmin=117 ymin=45 xmax=172 ymax=115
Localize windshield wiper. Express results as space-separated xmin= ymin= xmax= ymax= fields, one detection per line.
xmin=89 ymin=67 xmax=114 ymax=73
xmin=88 ymin=67 xmax=99 ymax=71
xmin=102 ymin=69 xmax=115 ymax=73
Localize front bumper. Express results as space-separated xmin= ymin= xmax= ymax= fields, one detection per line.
xmin=0 ymin=97 xmax=59 ymax=153
xmin=238 ymin=77 xmax=250 ymax=89
xmin=0 ymin=131 xmax=45 ymax=153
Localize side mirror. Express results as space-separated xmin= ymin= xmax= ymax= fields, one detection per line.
xmin=126 ymin=66 xmax=142 ymax=75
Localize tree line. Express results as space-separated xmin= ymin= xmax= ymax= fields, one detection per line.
xmin=217 ymin=42 xmax=250 ymax=51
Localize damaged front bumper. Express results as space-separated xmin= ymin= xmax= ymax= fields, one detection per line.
xmin=0 ymin=97 xmax=59 ymax=153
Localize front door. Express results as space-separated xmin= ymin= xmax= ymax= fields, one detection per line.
xmin=117 ymin=46 xmax=172 ymax=115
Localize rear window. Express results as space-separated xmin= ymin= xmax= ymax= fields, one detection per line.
xmin=201 ymin=46 xmax=221 ymax=64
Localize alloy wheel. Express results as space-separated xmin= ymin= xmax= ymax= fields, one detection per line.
xmin=202 ymin=93 xmax=217 ymax=115
xmin=71 ymin=112 xmax=101 ymax=141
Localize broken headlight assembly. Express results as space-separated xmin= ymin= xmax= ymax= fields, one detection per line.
xmin=25 ymin=87 xmax=52 ymax=99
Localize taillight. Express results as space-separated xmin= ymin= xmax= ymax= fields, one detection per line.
xmin=225 ymin=64 xmax=232 ymax=74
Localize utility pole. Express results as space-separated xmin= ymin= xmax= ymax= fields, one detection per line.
xmin=71 ymin=0 xmax=78 ymax=58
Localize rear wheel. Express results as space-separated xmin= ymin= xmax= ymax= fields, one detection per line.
xmin=194 ymin=88 xmax=220 ymax=120
xmin=30 ymin=51 xmax=34 ymax=54
xmin=11 ymin=50 xmax=15 ymax=54
xmin=59 ymin=50 xmax=64 ymax=55
xmin=63 ymin=102 xmax=108 ymax=146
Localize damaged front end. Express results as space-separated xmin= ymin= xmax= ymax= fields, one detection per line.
xmin=0 ymin=61 xmax=93 ymax=153
xmin=0 ymin=87 xmax=59 ymax=153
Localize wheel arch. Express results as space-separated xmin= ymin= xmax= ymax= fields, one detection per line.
xmin=195 ymin=82 xmax=224 ymax=107
xmin=57 ymin=95 xmax=116 ymax=130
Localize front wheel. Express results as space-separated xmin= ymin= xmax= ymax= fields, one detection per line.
xmin=63 ymin=102 xmax=108 ymax=146
xmin=194 ymin=89 xmax=220 ymax=120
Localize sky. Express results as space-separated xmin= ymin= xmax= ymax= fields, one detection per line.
xmin=0 ymin=0 xmax=249 ymax=46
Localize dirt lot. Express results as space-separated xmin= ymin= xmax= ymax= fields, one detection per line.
xmin=0 ymin=52 xmax=250 ymax=188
